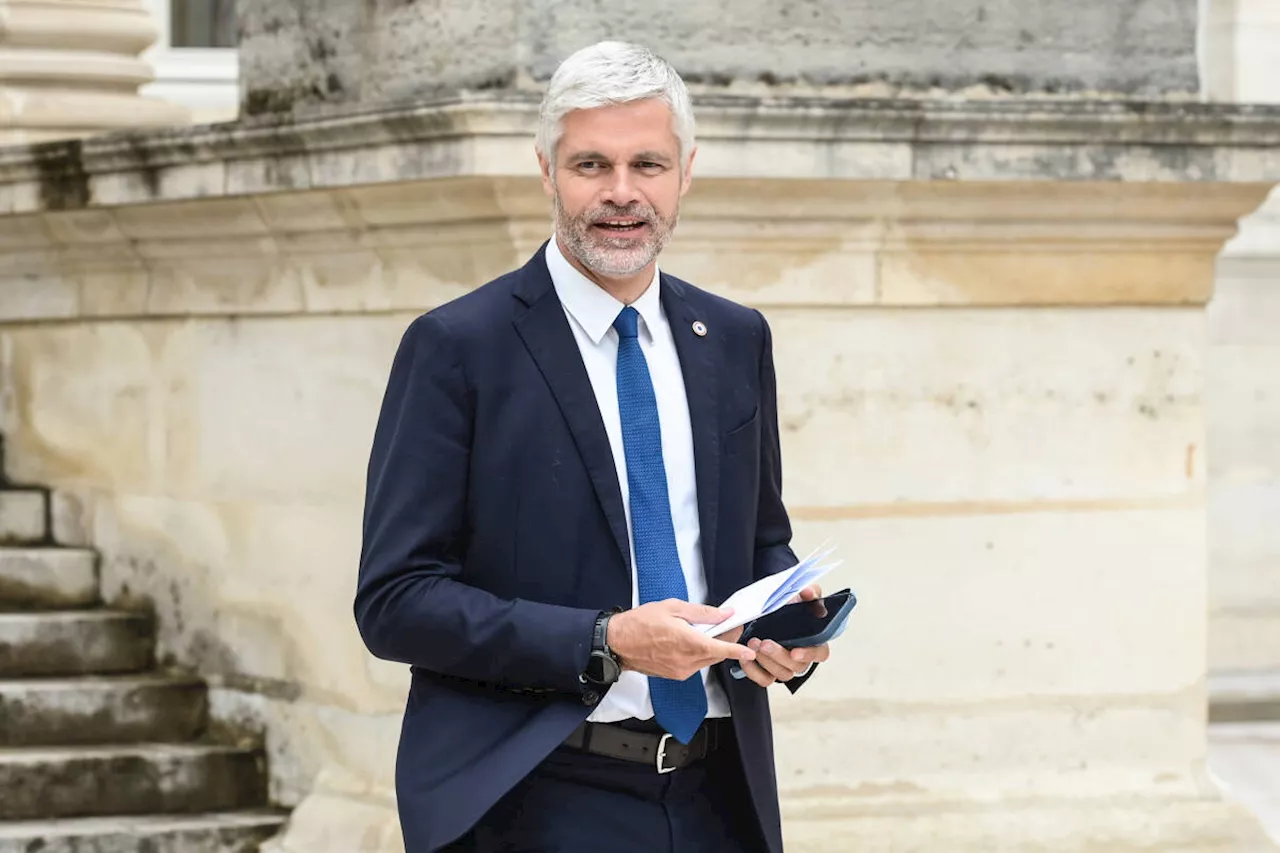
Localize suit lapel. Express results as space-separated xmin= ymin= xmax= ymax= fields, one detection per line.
xmin=512 ymin=246 xmax=632 ymax=575
xmin=661 ymin=275 xmax=722 ymax=597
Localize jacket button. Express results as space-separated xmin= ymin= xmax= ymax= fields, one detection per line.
xmin=582 ymin=690 xmax=600 ymax=706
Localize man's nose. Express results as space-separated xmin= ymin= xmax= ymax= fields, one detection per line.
xmin=601 ymin=167 xmax=641 ymax=207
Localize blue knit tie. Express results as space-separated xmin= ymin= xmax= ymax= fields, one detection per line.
xmin=613 ymin=306 xmax=707 ymax=745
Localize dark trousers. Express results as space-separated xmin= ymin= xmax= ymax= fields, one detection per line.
xmin=440 ymin=724 xmax=768 ymax=853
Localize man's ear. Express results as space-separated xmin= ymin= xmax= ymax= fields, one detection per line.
xmin=680 ymin=146 xmax=697 ymax=197
xmin=537 ymin=149 xmax=555 ymax=197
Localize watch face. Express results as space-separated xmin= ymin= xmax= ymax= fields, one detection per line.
xmin=589 ymin=651 xmax=620 ymax=685
xmin=601 ymin=655 xmax=620 ymax=684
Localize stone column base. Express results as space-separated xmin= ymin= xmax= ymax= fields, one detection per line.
xmin=0 ymin=0 xmax=188 ymax=144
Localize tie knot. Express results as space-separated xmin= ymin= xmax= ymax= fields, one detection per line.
xmin=613 ymin=306 xmax=640 ymax=339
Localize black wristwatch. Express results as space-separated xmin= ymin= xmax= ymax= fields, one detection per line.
xmin=582 ymin=612 xmax=622 ymax=687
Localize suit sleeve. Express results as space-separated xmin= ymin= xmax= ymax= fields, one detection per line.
xmin=752 ymin=309 xmax=798 ymax=581
xmin=752 ymin=309 xmax=819 ymax=693
xmin=354 ymin=313 xmax=598 ymax=695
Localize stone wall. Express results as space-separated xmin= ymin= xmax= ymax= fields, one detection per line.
xmin=235 ymin=0 xmax=1200 ymax=116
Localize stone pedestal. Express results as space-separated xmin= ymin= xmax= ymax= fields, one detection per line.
xmin=0 ymin=0 xmax=188 ymax=145
xmin=0 ymin=94 xmax=1277 ymax=851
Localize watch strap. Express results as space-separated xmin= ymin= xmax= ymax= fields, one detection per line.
xmin=592 ymin=612 xmax=612 ymax=656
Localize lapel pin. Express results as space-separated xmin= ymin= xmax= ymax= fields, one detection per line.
xmin=692 ymin=320 xmax=707 ymax=337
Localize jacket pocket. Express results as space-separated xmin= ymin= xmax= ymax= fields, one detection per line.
xmin=723 ymin=407 xmax=760 ymax=456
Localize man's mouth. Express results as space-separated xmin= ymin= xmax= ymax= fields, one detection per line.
xmin=592 ymin=218 xmax=648 ymax=234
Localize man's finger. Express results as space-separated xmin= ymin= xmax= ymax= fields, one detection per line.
xmin=799 ymin=583 xmax=823 ymax=601
xmin=754 ymin=644 xmax=798 ymax=681
xmin=737 ymin=658 xmax=775 ymax=688
xmin=670 ymin=600 xmax=733 ymax=625
xmin=702 ymin=636 xmax=756 ymax=662
xmin=789 ymin=643 xmax=831 ymax=665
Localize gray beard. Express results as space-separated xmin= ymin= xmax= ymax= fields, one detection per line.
xmin=553 ymin=192 xmax=678 ymax=278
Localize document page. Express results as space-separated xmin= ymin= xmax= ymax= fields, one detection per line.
xmin=691 ymin=545 xmax=841 ymax=636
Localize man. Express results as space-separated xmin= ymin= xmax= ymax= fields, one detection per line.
xmin=355 ymin=40 xmax=831 ymax=853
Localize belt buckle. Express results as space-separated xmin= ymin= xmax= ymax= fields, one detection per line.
xmin=655 ymin=733 xmax=676 ymax=774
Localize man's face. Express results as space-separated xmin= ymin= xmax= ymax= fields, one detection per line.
xmin=539 ymin=99 xmax=695 ymax=279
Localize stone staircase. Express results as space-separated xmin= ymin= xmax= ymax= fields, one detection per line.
xmin=0 ymin=483 xmax=286 ymax=852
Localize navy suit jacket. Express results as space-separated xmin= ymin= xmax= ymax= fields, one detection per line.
xmin=356 ymin=243 xmax=809 ymax=852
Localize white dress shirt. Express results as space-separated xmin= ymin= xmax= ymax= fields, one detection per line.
xmin=544 ymin=235 xmax=731 ymax=722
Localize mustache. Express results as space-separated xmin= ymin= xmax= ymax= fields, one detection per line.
xmin=583 ymin=204 xmax=655 ymax=224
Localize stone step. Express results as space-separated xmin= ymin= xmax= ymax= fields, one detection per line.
xmin=0 ymin=810 xmax=287 ymax=853
xmin=0 ymin=743 xmax=268 ymax=821
xmin=0 ymin=547 xmax=98 ymax=611
xmin=0 ymin=611 xmax=153 ymax=677
xmin=1209 ymin=669 xmax=1280 ymax=724
xmin=0 ymin=489 xmax=47 ymax=544
xmin=0 ymin=674 xmax=207 ymax=746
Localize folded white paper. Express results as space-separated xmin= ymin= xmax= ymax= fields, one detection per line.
xmin=690 ymin=544 xmax=841 ymax=637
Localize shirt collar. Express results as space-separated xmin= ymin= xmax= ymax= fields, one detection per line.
xmin=545 ymin=235 xmax=663 ymax=345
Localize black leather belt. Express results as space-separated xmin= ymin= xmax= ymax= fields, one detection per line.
xmin=562 ymin=719 xmax=727 ymax=774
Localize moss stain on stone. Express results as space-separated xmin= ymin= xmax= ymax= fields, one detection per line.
xmin=31 ymin=140 xmax=91 ymax=212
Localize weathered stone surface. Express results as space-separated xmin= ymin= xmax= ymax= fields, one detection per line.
xmin=0 ymin=179 xmax=1263 ymax=324
xmin=49 ymin=490 xmax=92 ymax=547
xmin=1 ymin=97 xmax=1279 ymax=222
xmin=207 ymin=688 xmax=401 ymax=811
xmin=0 ymin=611 xmax=153 ymax=677
xmin=0 ymin=489 xmax=46 ymax=543
xmin=0 ymin=479 xmax=277 ymax=844
xmin=259 ymin=794 xmax=398 ymax=853
xmin=770 ymin=307 xmax=1205 ymax=508
xmin=768 ymin=507 xmax=1207 ymax=820
xmin=235 ymin=0 xmax=1199 ymax=118
xmin=0 ymin=674 xmax=206 ymax=746
xmin=0 ymin=743 xmax=267 ymax=820
xmin=0 ymin=811 xmax=287 ymax=853
xmin=0 ymin=547 xmax=98 ymax=611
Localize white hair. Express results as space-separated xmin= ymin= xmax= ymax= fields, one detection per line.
xmin=536 ymin=41 xmax=695 ymax=170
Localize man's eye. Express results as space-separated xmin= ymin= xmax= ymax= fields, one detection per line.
xmin=636 ymin=162 xmax=662 ymax=171
xmin=578 ymin=162 xmax=601 ymax=171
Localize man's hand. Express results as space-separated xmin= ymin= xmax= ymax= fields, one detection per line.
xmin=608 ymin=600 xmax=757 ymax=681
xmin=736 ymin=582 xmax=832 ymax=688
xmin=737 ymin=639 xmax=830 ymax=687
